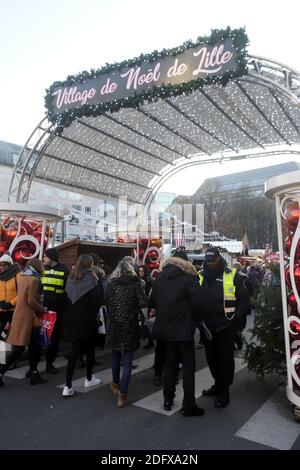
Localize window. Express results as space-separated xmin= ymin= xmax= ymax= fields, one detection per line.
xmin=72 ymin=204 xmax=82 ymax=212
xmin=85 ymin=206 xmax=92 ymax=214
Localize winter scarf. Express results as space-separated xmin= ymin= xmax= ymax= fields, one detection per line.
xmin=65 ymin=271 xmax=97 ymax=305
xmin=0 ymin=263 xmax=21 ymax=282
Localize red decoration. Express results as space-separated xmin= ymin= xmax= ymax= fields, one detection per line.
xmin=295 ymin=265 xmax=300 ymax=293
xmin=288 ymin=292 xmax=298 ymax=310
xmin=285 ymin=234 xmax=300 ymax=260
xmin=290 ymin=320 xmax=300 ymax=334
xmin=147 ymin=250 xmax=160 ymax=261
xmin=0 ymin=241 xmax=7 ymax=256
xmin=284 ymin=201 xmax=300 ymax=232
xmin=285 ymin=265 xmax=291 ymax=288
xmin=6 ymin=228 xmax=18 ymax=244
xmin=137 ymin=247 xmax=145 ymax=257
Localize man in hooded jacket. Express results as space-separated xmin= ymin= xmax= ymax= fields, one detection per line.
xmin=149 ymin=249 xmax=204 ymax=417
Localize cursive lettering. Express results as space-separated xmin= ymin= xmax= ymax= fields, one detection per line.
xmin=121 ymin=63 xmax=161 ymax=90
xmin=167 ymin=58 xmax=188 ymax=78
xmin=192 ymin=44 xmax=233 ymax=76
xmin=52 ymin=86 xmax=96 ymax=109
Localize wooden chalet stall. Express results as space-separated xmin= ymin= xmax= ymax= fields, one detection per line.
xmin=56 ymin=239 xmax=135 ymax=271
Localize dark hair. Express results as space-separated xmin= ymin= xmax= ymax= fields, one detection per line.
xmin=138 ymin=264 xmax=151 ymax=278
xmin=88 ymin=252 xmax=104 ymax=266
xmin=28 ymin=258 xmax=44 ymax=276
xmin=69 ymin=254 xmax=94 ymax=281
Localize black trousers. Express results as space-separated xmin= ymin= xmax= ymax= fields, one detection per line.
xmin=201 ymin=324 xmax=235 ymax=393
xmin=164 ymin=341 xmax=195 ymax=408
xmin=0 ymin=330 xmax=42 ymax=376
xmin=0 ymin=310 xmax=13 ymax=339
xmin=45 ymin=312 xmax=64 ymax=365
xmin=154 ymin=340 xmax=166 ymax=377
xmin=66 ymin=339 xmax=95 ymax=388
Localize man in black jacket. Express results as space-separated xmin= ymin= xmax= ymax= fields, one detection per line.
xmin=150 ymin=249 xmax=204 ymax=417
xmin=198 ymin=247 xmax=249 ymax=408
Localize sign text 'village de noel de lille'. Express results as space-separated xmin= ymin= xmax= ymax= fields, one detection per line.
xmin=49 ymin=37 xmax=238 ymax=116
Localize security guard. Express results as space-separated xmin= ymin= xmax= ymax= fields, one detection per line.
xmin=42 ymin=248 xmax=69 ymax=374
xmin=198 ymin=247 xmax=249 ymax=408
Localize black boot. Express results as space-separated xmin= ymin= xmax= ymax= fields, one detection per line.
xmin=214 ymin=391 xmax=230 ymax=408
xmin=180 ymin=405 xmax=205 ymax=417
xmin=30 ymin=371 xmax=48 ymax=385
xmin=203 ymin=384 xmax=219 ymax=396
xmin=163 ymin=400 xmax=173 ymax=411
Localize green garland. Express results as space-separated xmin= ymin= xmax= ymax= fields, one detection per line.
xmin=45 ymin=26 xmax=249 ymax=131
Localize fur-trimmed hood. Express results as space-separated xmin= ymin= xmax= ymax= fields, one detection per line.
xmin=160 ymin=256 xmax=197 ymax=277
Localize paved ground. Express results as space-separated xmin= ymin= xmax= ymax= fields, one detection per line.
xmin=1 ymin=335 xmax=299 ymax=452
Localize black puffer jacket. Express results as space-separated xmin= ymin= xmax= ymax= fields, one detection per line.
xmin=106 ymin=275 xmax=148 ymax=351
xmin=199 ymin=259 xmax=249 ymax=333
xmin=149 ymin=257 xmax=202 ymax=342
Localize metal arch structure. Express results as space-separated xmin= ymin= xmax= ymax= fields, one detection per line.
xmin=8 ymin=55 xmax=300 ymax=208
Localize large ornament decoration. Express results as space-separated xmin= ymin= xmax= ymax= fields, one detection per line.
xmin=0 ymin=216 xmax=53 ymax=266
xmin=278 ymin=196 xmax=300 ymax=404
xmin=116 ymin=234 xmax=162 ymax=278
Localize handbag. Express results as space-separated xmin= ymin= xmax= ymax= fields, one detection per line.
xmin=35 ymin=311 xmax=57 ymax=346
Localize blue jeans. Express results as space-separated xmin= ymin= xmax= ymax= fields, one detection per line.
xmin=111 ymin=350 xmax=134 ymax=393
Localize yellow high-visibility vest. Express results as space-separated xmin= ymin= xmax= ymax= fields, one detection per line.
xmin=198 ymin=268 xmax=237 ymax=319
xmin=41 ymin=268 xmax=66 ymax=295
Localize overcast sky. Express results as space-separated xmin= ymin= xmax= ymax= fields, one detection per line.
xmin=1 ymin=0 xmax=300 ymax=194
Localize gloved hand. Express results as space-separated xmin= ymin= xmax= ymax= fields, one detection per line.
xmin=0 ymin=301 xmax=13 ymax=310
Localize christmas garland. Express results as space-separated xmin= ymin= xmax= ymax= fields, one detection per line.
xmin=45 ymin=27 xmax=248 ymax=131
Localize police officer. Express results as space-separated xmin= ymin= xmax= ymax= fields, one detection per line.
xmin=42 ymin=248 xmax=69 ymax=374
xmin=198 ymin=247 xmax=249 ymax=408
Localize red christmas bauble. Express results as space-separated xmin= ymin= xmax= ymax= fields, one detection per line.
xmin=284 ymin=201 xmax=300 ymax=232
xmin=117 ymin=236 xmax=125 ymax=244
xmin=288 ymin=292 xmax=298 ymax=310
xmin=290 ymin=320 xmax=300 ymax=334
xmin=0 ymin=241 xmax=8 ymax=255
xmin=21 ymin=220 xmax=34 ymax=235
xmin=12 ymin=249 xmax=24 ymax=263
xmin=147 ymin=261 xmax=160 ymax=270
xmin=284 ymin=234 xmax=300 ymax=259
xmin=295 ymin=265 xmax=300 ymax=292
xmin=147 ymin=250 xmax=160 ymax=261
xmin=6 ymin=228 xmax=18 ymax=244
xmin=137 ymin=247 xmax=145 ymax=257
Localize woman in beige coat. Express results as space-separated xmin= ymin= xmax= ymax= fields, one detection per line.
xmin=0 ymin=258 xmax=47 ymax=386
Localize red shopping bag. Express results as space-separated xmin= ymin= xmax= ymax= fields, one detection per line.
xmin=36 ymin=311 xmax=57 ymax=346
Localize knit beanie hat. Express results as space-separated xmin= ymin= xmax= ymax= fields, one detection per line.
xmin=45 ymin=248 xmax=59 ymax=262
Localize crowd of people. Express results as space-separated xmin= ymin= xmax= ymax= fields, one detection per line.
xmin=0 ymin=245 xmax=268 ymax=416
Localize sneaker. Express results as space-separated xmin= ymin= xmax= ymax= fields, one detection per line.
xmin=62 ymin=386 xmax=74 ymax=397
xmin=180 ymin=405 xmax=205 ymax=417
xmin=84 ymin=375 xmax=102 ymax=387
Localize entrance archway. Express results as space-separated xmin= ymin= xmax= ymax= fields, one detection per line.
xmin=8 ymin=30 xmax=300 ymax=210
